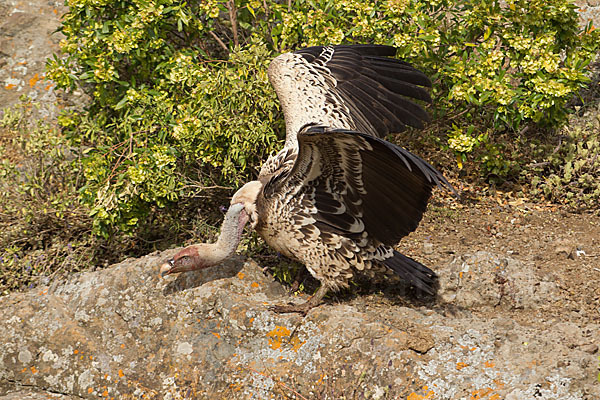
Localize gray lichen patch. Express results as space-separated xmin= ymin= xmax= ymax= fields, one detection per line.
xmin=0 ymin=250 xmax=598 ymax=399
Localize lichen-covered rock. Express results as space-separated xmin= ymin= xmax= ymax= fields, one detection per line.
xmin=0 ymin=250 xmax=598 ymax=399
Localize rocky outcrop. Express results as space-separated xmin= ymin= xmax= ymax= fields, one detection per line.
xmin=0 ymin=0 xmax=66 ymax=118
xmin=0 ymin=250 xmax=598 ymax=399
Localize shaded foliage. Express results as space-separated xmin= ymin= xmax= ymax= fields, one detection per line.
xmin=45 ymin=0 xmax=599 ymax=235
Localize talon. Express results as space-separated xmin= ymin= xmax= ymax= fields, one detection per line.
xmin=269 ymin=302 xmax=312 ymax=316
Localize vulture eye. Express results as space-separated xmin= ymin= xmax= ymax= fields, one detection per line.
xmin=175 ymin=255 xmax=188 ymax=263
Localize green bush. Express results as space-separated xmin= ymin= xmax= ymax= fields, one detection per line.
xmin=46 ymin=0 xmax=599 ymax=235
xmin=0 ymin=100 xmax=93 ymax=294
xmin=0 ymin=99 xmax=230 ymax=294
xmin=527 ymin=107 xmax=600 ymax=210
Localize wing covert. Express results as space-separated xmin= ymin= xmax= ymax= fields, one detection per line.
xmin=267 ymin=45 xmax=432 ymax=147
xmin=263 ymin=124 xmax=455 ymax=246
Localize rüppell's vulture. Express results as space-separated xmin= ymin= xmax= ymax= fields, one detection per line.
xmin=160 ymin=45 xmax=456 ymax=314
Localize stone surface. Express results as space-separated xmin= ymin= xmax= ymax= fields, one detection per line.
xmin=438 ymin=251 xmax=559 ymax=309
xmin=578 ymin=0 xmax=600 ymax=25
xmin=0 ymin=0 xmax=68 ymax=119
xmin=0 ymin=250 xmax=598 ymax=399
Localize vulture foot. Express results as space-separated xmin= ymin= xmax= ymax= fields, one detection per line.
xmin=270 ymin=302 xmax=314 ymax=316
xmin=270 ymin=284 xmax=329 ymax=315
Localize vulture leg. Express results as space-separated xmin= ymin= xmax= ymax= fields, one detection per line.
xmin=270 ymin=284 xmax=329 ymax=315
xmin=288 ymin=264 xmax=308 ymax=295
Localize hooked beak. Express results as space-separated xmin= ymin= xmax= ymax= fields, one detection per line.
xmin=159 ymin=258 xmax=176 ymax=277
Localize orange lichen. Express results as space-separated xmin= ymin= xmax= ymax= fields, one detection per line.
xmin=88 ymin=388 xmax=93 ymax=394
xmin=407 ymin=386 xmax=435 ymax=400
xmin=74 ymin=349 xmax=79 ymax=354
xmin=316 ymin=373 xmax=325 ymax=385
xmin=29 ymin=73 xmax=39 ymax=88
xmin=470 ymin=388 xmax=493 ymax=399
xmin=290 ymin=336 xmax=305 ymax=352
xmin=120 ymin=344 xmax=125 ymax=349
xmin=266 ymin=326 xmax=291 ymax=350
xmin=212 ymin=332 xmax=221 ymax=339
xmin=456 ymin=362 xmax=469 ymax=370
xmin=484 ymin=360 xmax=495 ymax=368
xmin=237 ymin=272 xmax=245 ymax=279
xmin=251 ymin=282 xmax=259 ymax=288
xmin=102 ymin=390 xmax=109 ymax=397
xmin=118 ymin=369 xmax=124 ymax=378
xmin=5 ymin=84 xmax=16 ymax=90
xmin=229 ymin=383 xmax=243 ymax=392
xmin=30 ymin=366 xmax=38 ymax=374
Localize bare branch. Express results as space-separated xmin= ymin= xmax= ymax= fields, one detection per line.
xmin=209 ymin=30 xmax=229 ymax=53
xmin=227 ymin=0 xmax=239 ymax=48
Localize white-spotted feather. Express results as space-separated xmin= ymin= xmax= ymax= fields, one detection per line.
xmin=227 ymin=45 xmax=454 ymax=310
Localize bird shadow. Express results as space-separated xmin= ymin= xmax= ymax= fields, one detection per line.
xmin=344 ymin=274 xmax=472 ymax=318
xmin=272 ymin=264 xmax=442 ymax=311
xmin=358 ymin=276 xmax=437 ymax=304
xmin=161 ymin=255 xmax=246 ymax=296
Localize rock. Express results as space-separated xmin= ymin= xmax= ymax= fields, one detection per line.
xmin=0 ymin=0 xmax=68 ymax=119
xmin=0 ymin=249 xmax=598 ymax=399
xmin=437 ymin=251 xmax=559 ymax=309
xmin=423 ymin=241 xmax=434 ymax=255
xmin=580 ymin=343 xmax=598 ymax=354
xmin=0 ymin=391 xmax=71 ymax=400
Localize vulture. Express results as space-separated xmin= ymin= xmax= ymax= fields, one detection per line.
xmin=160 ymin=44 xmax=455 ymax=314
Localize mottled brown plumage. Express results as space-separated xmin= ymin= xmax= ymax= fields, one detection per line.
xmin=161 ymin=45 xmax=455 ymax=314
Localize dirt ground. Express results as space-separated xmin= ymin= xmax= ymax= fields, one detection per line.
xmin=397 ymin=184 xmax=600 ymax=328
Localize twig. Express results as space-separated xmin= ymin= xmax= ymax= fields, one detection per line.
xmin=244 ymin=364 xmax=309 ymax=400
xmin=227 ymin=0 xmax=239 ymax=48
xmin=527 ymin=161 xmax=550 ymax=168
xmin=209 ymin=31 xmax=228 ymax=53
xmin=180 ymin=184 xmax=232 ymax=191
xmin=552 ymin=136 xmax=563 ymax=155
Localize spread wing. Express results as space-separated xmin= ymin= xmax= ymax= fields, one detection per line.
xmin=262 ymin=125 xmax=455 ymax=246
xmin=267 ymin=45 xmax=432 ymax=147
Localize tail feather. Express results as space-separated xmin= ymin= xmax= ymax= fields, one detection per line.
xmin=383 ymin=250 xmax=437 ymax=295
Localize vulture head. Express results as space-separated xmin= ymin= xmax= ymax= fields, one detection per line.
xmin=159 ymin=202 xmax=249 ymax=276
